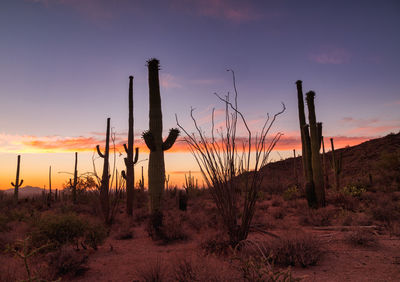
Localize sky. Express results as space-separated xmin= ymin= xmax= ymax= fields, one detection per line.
xmin=0 ymin=0 xmax=399 ymax=189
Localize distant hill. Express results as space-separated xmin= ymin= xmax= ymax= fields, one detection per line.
xmin=3 ymin=186 xmax=45 ymax=197
xmin=260 ymin=132 xmax=400 ymax=192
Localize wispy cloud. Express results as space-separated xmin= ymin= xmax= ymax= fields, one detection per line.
xmin=169 ymin=0 xmax=261 ymax=22
xmin=309 ymin=46 xmax=351 ymax=65
xmin=341 ymin=117 xmax=399 ymax=136
xmin=160 ymin=73 xmax=182 ymax=89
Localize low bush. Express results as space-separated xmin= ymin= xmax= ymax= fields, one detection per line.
xmin=342 ymin=184 xmax=366 ymax=198
xmin=345 ymin=228 xmax=377 ymax=247
xmin=299 ymin=206 xmax=337 ymax=226
xmin=136 ymin=258 xmax=166 ymax=282
xmin=200 ymin=232 xmax=232 ymax=256
xmin=146 ymin=210 xmax=188 ymax=243
xmin=48 ymin=247 xmax=89 ymax=278
xmin=282 ymin=185 xmax=301 ymax=201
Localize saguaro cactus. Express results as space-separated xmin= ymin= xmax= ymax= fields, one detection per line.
xmin=122 ymin=76 xmax=139 ymax=216
xmin=306 ymin=91 xmax=325 ymax=207
xmin=296 ymin=81 xmax=317 ymax=208
xmin=11 ymin=155 xmax=23 ymax=204
xmin=142 ymin=59 xmax=180 ymax=214
xmin=330 ymin=138 xmax=342 ymax=190
xmin=97 ymin=118 xmax=111 ymax=223
xmin=69 ymin=152 xmax=78 ymax=204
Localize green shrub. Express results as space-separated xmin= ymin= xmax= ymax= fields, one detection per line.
xmin=31 ymin=213 xmax=106 ymax=250
xmin=341 ymin=184 xmax=366 ymax=197
xmin=282 ymin=185 xmax=301 ymax=201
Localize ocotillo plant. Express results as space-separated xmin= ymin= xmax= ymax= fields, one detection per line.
xmin=142 ymin=59 xmax=180 ymax=215
xmin=306 ymin=91 xmax=325 ymax=207
xmin=11 ymin=155 xmax=23 ymax=204
xmin=69 ymin=152 xmax=78 ymax=204
xmin=296 ymin=81 xmax=316 ymax=208
xmin=330 ymin=138 xmax=342 ymax=190
xmin=97 ymin=118 xmax=111 ymax=224
xmin=122 ymin=76 xmax=139 ymax=216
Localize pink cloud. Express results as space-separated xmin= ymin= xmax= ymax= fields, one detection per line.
xmin=160 ymin=73 xmax=182 ymax=89
xmin=309 ymin=47 xmax=351 ymax=64
xmin=169 ymin=0 xmax=261 ymax=22
xmin=341 ymin=117 xmax=399 ymax=136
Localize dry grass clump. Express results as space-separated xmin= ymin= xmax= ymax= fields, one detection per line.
xmin=200 ymin=231 xmax=232 ymax=256
xmin=345 ymin=228 xmax=378 ymax=247
xmin=369 ymin=194 xmax=400 ymax=224
xmin=239 ymin=232 xmax=323 ymax=268
xmin=298 ymin=206 xmax=337 ymax=226
xmin=136 ymin=258 xmax=166 ymax=282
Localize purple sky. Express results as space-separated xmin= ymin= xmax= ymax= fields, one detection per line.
xmin=0 ymin=0 xmax=399 ymax=188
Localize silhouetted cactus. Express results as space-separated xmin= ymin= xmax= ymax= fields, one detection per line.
xmin=48 ymin=166 xmax=52 ymax=207
xmin=142 ymin=59 xmax=180 ymax=214
xmin=138 ymin=166 xmax=145 ymax=191
xmin=296 ymin=81 xmax=316 ymax=208
xmin=97 ymin=118 xmax=111 ymax=223
xmin=11 ymin=155 xmax=23 ymax=204
xmin=306 ymin=91 xmax=325 ymax=207
xmin=330 ymin=138 xmax=343 ymax=190
xmin=122 ymin=76 xmax=139 ymax=216
xmin=69 ymin=152 xmax=78 ymax=204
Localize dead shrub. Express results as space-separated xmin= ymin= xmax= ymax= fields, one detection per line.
xmin=136 ymin=258 xmax=166 ymax=282
xmin=200 ymin=232 xmax=232 ymax=256
xmin=345 ymin=228 xmax=377 ymax=247
xmin=299 ymin=206 xmax=337 ymax=226
xmin=369 ymin=195 xmax=400 ymax=224
xmin=173 ymin=257 xmax=199 ymax=282
xmin=47 ymin=247 xmax=89 ymax=279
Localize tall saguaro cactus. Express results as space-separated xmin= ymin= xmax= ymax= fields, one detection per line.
xmin=306 ymin=91 xmax=325 ymax=207
xmin=142 ymin=59 xmax=180 ymax=214
xmin=122 ymin=76 xmax=140 ymax=216
xmin=296 ymin=81 xmax=325 ymax=208
xmin=11 ymin=155 xmax=23 ymax=204
xmin=296 ymin=81 xmax=316 ymax=207
xmin=330 ymin=138 xmax=342 ymax=190
xmin=97 ymin=118 xmax=111 ymax=223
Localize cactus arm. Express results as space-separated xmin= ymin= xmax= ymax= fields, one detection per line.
xmin=11 ymin=182 xmax=15 ymax=187
xmin=133 ymin=147 xmax=139 ymax=164
xmin=317 ymin=122 xmax=322 ymax=151
xmin=123 ymin=144 xmax=128 ymax=154
xmin=142 ymin=130 xmax=156 ymax=151
xmin=19 ymin=180 xmax=23 ymax=187
xmin=96 ymin=145 xmax=104 ymax=158
xmin=121 ymin=170 xmax=127 ymax=180
xmin=162 ymin=128 xmax=180 ymax=151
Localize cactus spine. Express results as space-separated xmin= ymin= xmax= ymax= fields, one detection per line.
xmin=97 ymin=118 xmax=111 ymax=223
xmin=122 ymin=76 xmax=139 ymax=216
xmin=142 ymin=59 xmax=180 ymax=214
xmin=306 ymin=91 xmax=325 ymax=207
xmin=296 ymin=81 xmax=317 ymax=208
xmin=330 ymin=138 xmax=342 ymax=190
xmin=11 ymin=155 xmax=23 ymax=204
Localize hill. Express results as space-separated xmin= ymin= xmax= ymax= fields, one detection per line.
xmin=261 ymin=132 xmax=400 ymax=192
xmin=3 ymin=186 xmax=45 ymax=197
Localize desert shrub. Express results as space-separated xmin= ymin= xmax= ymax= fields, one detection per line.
xmin=200 ymin=232 xmax=232 ymax=256
xmin=114 ymin=227 xmax=134 ymax=240
xmin=271 ymin=197 xmax=283 ymax=207
xmin=299 ymin=206 xmax=337 ymax=226
xmin=369 ymin=195 xmax=400 ymax=224
xmin=82 ymin=222 xmax=107 ymax=250
xmin=238 ymin=255 xmax=301 ymax=282
xmin=272 ymin=207 xmax=286 ymax=220
xmin=329 ymin=192 xmax=359 ymax=211
xmin=173 ymin=257 xmax=199 ymax=282
xmin=31 ymin=213 xmax=86 ymax=248
xmin=345 ymin=228 xmax=377 ymax=247
xmin=282 ymin=185 xmax=301 ymax=201
xmin=0 ymin=214 xmax=10 ymax=232
xmin=137 ymin=258 xmax=166 ymax=282
xmin=48 ymin=247 xmax=89 ymax=278
xmin=147 ymin=211 xmax=188 ymax=243
xmin=31 ymin=213 xmax=106 ymax=250
xmin=269 ymin=233 xmax=322 ymax=267
xmin=342 ymin=184 xmax=366 ymax=198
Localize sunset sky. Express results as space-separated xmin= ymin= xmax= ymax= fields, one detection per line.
xmin=1 ymin=0 xmax=399 ymax=189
